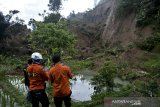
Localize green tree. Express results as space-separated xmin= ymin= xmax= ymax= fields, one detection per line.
xmin=48 ymin=0 xmax=62 ymax=12
xmin=0 ymin=12 xmax=10 ymax=40
xmin=5 ymin=10 xmax=20 ymax=22
xmin=28 ymin=21 xmax=75 ymax=56
xmin=117 ymin=0 xmax=160 ymax=26
xmin=28 ymin=18 xmax=37 ymax=30
xmin=147 ymin=80 xmax=159 ymax=97
xmin=91 ymin=61 xmax=117 ymax=93
xmin=44 ymin=13 xmax=63 ymax=23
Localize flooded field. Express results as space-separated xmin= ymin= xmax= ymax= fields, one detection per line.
xmin=8 ymin=76 xmax=27 ymax=96
xmin=1 ymin=70 xmax=130 ymax=106
xmin=0 ymin=89 xmax=18 ymax=107
xmin=70 ymin=74 xmax=94 ymax=101
xmin=6 ymin=74 xmax=95 ymax=102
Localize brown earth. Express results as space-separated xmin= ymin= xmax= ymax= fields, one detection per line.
xmin=71 ymin=0 xmax=153 ymax=56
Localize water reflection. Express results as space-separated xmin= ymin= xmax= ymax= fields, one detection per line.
xmin=6 ymin=74 xmax=130 ymax=103
xmin=70 ymin=75 xmax=94 ymax=101
xmin=7 ymin=75 xmax=95 ymax=102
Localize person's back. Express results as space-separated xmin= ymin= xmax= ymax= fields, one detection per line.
xmin=27 ymin=52 xmax=49 ymax=107
xmin=49 ymin=55 xmax=73 ymax=107
xmin=27 ymin=64 xmax=47 ymax=91
xmin=50 ymin=63 xmax=72 ymax=97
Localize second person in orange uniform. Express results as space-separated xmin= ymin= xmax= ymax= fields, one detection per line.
xmin=49 ymin=54 xmax=73 ymax=107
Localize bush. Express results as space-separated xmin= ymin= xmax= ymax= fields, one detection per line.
xmin=117 ymin=0 xmax=160 ymax=26
xmin=91 ymin=61 xmax=117 ymax=93
xmin=64 ymin=59 xmax=94 ymax=73
xmin=126 ymin=72 xmax=137 ymax=80
xmin=116 ymin=0 xmax=139 ymax=17
xmin=136 ymin=32 xmax=160 ymax=51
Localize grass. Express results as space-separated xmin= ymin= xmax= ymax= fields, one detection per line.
xmin=0 ymin=55 xmax=30 ymax=106
xmin=0 ymin=77 xmax=31 ymax=107
xmin=142 ymin=53 xmax=160 ymax=71
xmin=0 ymin=55 xmax=28 ymax=75
xmin=64 ymin=59 xmax=94 ymax=74
xmin=1 ymin=53 xmax=158 ymax=107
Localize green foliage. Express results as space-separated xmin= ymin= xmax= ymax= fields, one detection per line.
xmin=72 ymin=85 xmax=133 ymax=107
xmin=133 ymin=79 xmax=159 ymax=97
xmin=134 ymin=80 xmax=146 ymax=91
xmin=0 ymin=12 xmax=10 ymax=40
xmin=0 ymin=78 xmax=30 ymax=107
xmin=107 ymin=47 xmax=124 ymax=56
xmin=28 ymin=22 xmax=76 ymax=56
xmin=87 ymin=85 xmax=133 ymax=107
xmin=147 ymin=80 xmax=159 ymax=97
xmin=0 ymin=55 xmax=26 ymax=76
xmin=136 ymin=0 xmax=160 ymax=26
xmin=44 ymin=13 xmax=64 ymax=23
xmin=117 ymin=0 xmax=160 ymax=26
xmin=140 ymin=54 xmax=160 ymax=96
xmin=143 ymin=54 xmax=160 ymax=72
xmin=48 ymin=0 xmax=62 ymax=12
xmin=91 ymin=61 xmax=117 ymax=93
xmin=126 ymin=72 xmax=137 ymax=80
xmin=116 ymin=0 xmax=139 ymax=17
xmin=136 ymin=32 xmax=160 ymax=51
xmin=64 ymin=59 xmax=94 ymax=73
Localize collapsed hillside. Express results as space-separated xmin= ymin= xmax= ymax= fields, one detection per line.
xmin=69 ymin=0 xmax=160 ymax=57
xmin=68 ymin=0 xmax=160 ymax=100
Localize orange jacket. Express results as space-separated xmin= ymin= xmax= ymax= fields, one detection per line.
xmin=49 ymin=63 xmax=73 ymax=97
xmin=27 ymin=64 xmax=48 ymax=91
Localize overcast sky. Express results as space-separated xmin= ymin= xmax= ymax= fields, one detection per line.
xmin=0 ymin=0 xmax=99 ymax=24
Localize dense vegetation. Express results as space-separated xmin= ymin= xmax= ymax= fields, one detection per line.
xmin=117 ymin=0 xmax=160 ymax=52
xmin=117 ymin=0 xmax=160 ymax=26
xmin=28 ymin=22 xmax=76 ymax=56
xmin=91 ymin=61 xmax=117 ymax=93
xmin=0 ymin=0 xmax=160 ymax=107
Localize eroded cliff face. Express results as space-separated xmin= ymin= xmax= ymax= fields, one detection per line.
xmin=101 ymin=0 xmax=153 ymax=48
xmin=83 ymin=0 xmax=113 ymax=24
xmin=70 ymin=0 xmax=153 ymax=55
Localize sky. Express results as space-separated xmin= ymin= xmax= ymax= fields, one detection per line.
xmin=0 ymin=0 xmax=99 ymax=24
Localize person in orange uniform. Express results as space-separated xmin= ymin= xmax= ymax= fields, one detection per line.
xmin=49 ymin=54 xmax=73 ymax=107
xmin=27 ymin=52 xmax=49 ymax=107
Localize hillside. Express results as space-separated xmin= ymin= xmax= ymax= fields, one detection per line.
xmin=0 ymin=0 xmax=160 ymax=107
xmin=69 ymin=0 xmax=160 ymax=55
xmin=68 ymin=0 xmax=160 ymax=99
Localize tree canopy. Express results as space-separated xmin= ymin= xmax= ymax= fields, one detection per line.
xmin=117 ymin=0 xmax=160 ymax=26
xmin=28 ymin=22 xmax=76 ymax=55
xmin=0 ymin=12 xmax=9 ymax=40
xmin=44 ymin=13 xmax=62 ymax=23
xmin=48 ymin=0 xmax=62 ymax=12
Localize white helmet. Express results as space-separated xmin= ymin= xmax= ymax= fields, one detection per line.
xmin=31 ymin=52 xmax=43 ymax=60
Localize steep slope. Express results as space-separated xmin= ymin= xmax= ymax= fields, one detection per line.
xmin=0 ymin=24 xmax=31 ymax=55
xmin=70 ymin=0 xmax=153 ymax=52
xmin=101 ymin=0 xmax=153 ymax=47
